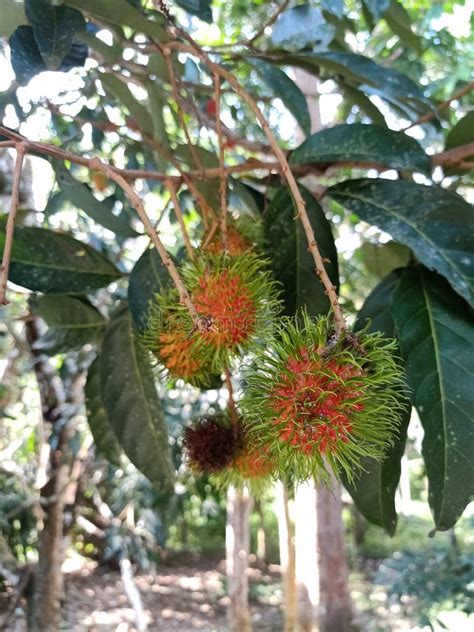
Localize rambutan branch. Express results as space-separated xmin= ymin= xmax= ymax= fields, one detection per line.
xmin=165 ymin=179 xmax=195 ymax=261
xmin=163 ymin=38 xmax=347 ymax=335
xmin=214 ymin=73 xmax=229 ymax=251
xmin=0 ymin=143 xmax=26 ymax=306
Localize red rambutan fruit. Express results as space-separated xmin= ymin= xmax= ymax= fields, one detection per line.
xmin=183 ymin=416 xmax=238 ymax=474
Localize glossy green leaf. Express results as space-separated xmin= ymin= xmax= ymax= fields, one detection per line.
xmin=100 ymin=307 xmax=174 ymax=489
xmin=128 ymin=248 xmax=172 ymax=331
xmin=176 ymin=0 xmax=212 ymax=22
xmin=444 ymin=111 xmax=474 ymax=176
xmin=343 ymin=270 xmax=410 ymax=535
xmin=290 ymin=124 xmax=430 ymax=173
xmin=263 ymin=185 xmax=339 ymax=316
xmin=25 ymin=0 xmax=85 ymax=70
xmin=328 ymin=178 xmax=474 ymax=306
xmin=99 ymin=74 xmax=154 ymax=136
xmin=391 ymin=267 xmax=474 ymax=530
xmin=384 ymin=0 xmax=422 ymax=53
xmin=359 ymin=241 xmax=411 ymax=279
xmin=0 ymin=225 xmax=121 ymax=293
xmin=32 ymin=294 xmax=106 ymax=355
xmin=269 ymin=51 xmax=430 ymax=119
xmin=64 ymin=0 xmax=167 ymax=40
xmin=57 ymin=167 xmax=139 ymax=238
xmin=250 ymin=59 xmax=311 ymax=137
xmin=85 ymin=358 xmax=122 ymax=466
xmin=0 ymin=0 xmax=27 ymax=38
xmin=270 ymin=5 xmax=336 ymax=50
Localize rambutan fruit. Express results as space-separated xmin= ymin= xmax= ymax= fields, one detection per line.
xmin=183 ymin=415 xmax=238 ymax=474
xmin=145 ymin=253 xmax=281 ymax=376
xmin=241 ymin=311 xmax=408 ymax=484
xmin=205 ymin=225 xmax=252 ymax=256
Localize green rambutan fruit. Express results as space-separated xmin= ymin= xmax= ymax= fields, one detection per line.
xmin=240 ymin=311 xmax=409 ymax=485
xmin=144 ymin=252 xmax=281 ymax=379
xmin=183 ymin=415 xmax=238 ymax=474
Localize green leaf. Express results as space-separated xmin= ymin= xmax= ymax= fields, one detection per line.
xmin=343 ymin=270 xmax=410 ymax=535
xmin=270 ymin=5 xmax=336 ymax=51
xmin=64 ymin=0 xmax=167 ymax=40
xmin=384 ymin=0 xmax=422 ymax=53
xmin=340 ymin=84 xmax=387 ymax=127
xmin=32 ymin=294 xmax=106 ymax=355
xmin=268 ymin=51 xmax=431 ymax=119
xmin=176 ymin=0 xmax=212 ymax=22
xmin=0 ymin=0 xmax=27 ymax=38
xmin=290 ymin=124 xmax=430 ymax=174
xmin=99 ymin=74 xmax=154 ymax=136
xmin=57 ymin=166 xmax=139 ymax=238
xmin=0 ymin=225 xmax=121 ymax=293
xmin=25 ymin=0 xmax=86 ymax=70
xmin=364 ymin=0 xmax=389 ymax=21
xmin=328 ymin=178 xmax=474 ymax=307
xmin=99 ymin=307 xmax=174 ymax=489
xmin=321 ymin=0 xmax=344 ymax=19
xmin=263 ymin=185 xmax=339 ymax=317
xmin=85 ymin=358 xmax=122 ymax=466
xmin=444 ymin=111 xmax=474 ymax=176
xmin=391 ymin=267 xmax=474 ymax=530
xmin=359 ymin=241 xmax=411 ymax=279
xmin=128 ymin=247 xmax=172 ymax=331
xmin=249 ymin=59 xmax=311 ymax=137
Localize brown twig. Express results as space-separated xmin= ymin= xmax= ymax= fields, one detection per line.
xmin=404 ymin=80 xmax=474 ymax=131
xmin=166 ymin=179 xmax=195 ymax=260
xmin=88 ymin=158 xmax=207 ymax=331
xmin=0 ymin=144 xmax=26 ymax=306
xmin=162 ymin=47 xmax=205 ymax=178
xmin=431 ymin=141 xmax=474 ymax=168
xmin=214 ymin=73 xmax=228 ymax=250
xmin=166 ymin=38 xmax=347 ymax=335
xmin=248 ymin=0 xmax=290 ymax=45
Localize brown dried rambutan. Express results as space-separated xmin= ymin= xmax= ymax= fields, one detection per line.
xmin=183 ymin=416 xmax=238 ymax=474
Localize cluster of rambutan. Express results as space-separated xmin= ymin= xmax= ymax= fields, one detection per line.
xmin=143 ymin=250 xmax=280 ymax=384
xmin=182 ymin=415 xmax=275 ymax=490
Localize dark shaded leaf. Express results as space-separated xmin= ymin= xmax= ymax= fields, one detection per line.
xmin=176 ymin=0 xmax=212 ymax=22
xmin=25 ymin=0 xmax=85 ymax=70
xmin=364 ymin=0 xmax=390 ymax=21
xmin=128 ymin=248 xmax=172 ymax=331
xmin=321 ymin=0 xmax=344 ymax=19
xmin=270 ymin=5 xmax=336 ymax=50
xmin=444 ymin=111 xmax=474 ymax=176
xmin=264 ymin=185 xmax=338 ymax=316
xmin=250 ymin=59 xmax=311 ymax=137
xmin=290 ymin=124 xmax=430 ymax=174
xmin=57 ymin=167 xmax=139 ymax=238
xmin=328 ymin=178 xmax=474 ymax=306
xmin=343 ymin=270 xmax=410 ymax=535
xmin=384 ymin=0 xmax=422 ymax=53
xmin=85 ymin=358 xmax=122 ymax=466
xmin=0 ymin=225 xmax=121 ymax=293
xmin=391 ymin=267 xmax=474 ymax=530
xmin=100 ymin=307 xmax=174 ymax=489
xmin=32 ymin=294 xmax=106 ymax=355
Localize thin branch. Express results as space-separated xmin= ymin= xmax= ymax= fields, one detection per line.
xmin=0 ymin=141 xmax=16 ymax=149
xmin=431 ymin=141 xmax=474 ymax=168
xmin=214 ymin=73 xmax=228 ymax=250
xmin=162 ymin=47 xmax=205 ymax=177
xmin=166 ymin=179 xmax=195 ymax=260
xmin=165 ymin=39 xmax=347 ymax=335
xmin=0 ymin=144 xmax=26 ymax=306
xmin=248 ymin=0 xmax=290 ymax=45
xmin=87 ymin=158 xmax=207 ymax=331
xmin=404 ymin=80 xmax=474 ymax=131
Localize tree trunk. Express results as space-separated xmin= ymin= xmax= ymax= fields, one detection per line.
xmin=317 ymin=481 xmax=352 ymax=632
xmin=226 ymin=485 xmax=252 ymax=632
xmin=25 ymin=318 xmax=72 ymax=632
xmin=295 ymin=481 xmax=319 ymax=632
xmin=276 ymin=482 xmax=297 ymax=632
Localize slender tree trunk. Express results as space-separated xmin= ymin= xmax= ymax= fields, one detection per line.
xmin=276 ymin=482 xmax=297 ymax=632
xmin=255 ymin=500 xmax=267 ymax=565
xmin=226 ymin=485 xmax=252 ymax=632
xmin=294 ymin=481 xmax=319 ymax=631
xmin=25 ymin=318 xmax=72 ymax=632
xmin=317 ymin=481 xmax=352 ymax=632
